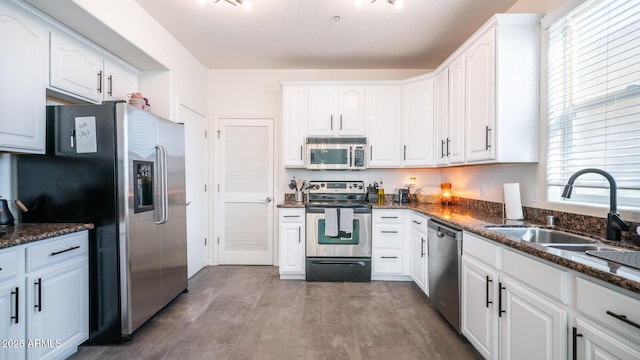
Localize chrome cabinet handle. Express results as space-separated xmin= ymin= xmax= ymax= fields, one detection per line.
xmin=330 ymin=115 xmax=333 ymax=130
xmin=446 ymin=138 xmax=451 ymax=156
xmin=421 ymin=238 xmax=425 ymax=257
xmin=404 ymin=145 xmax=407 ymax=160
xmin=412 ymin=220 xmax=421 ymax=225
xmin=283 ymin=215 xmax=300 ymax=218
xmin=340 ymin=115 xmax=343 ymax=130
xmin=441 ymin=139 xmax=445 ymax=158
xmin=97 ymin=71 xmax=103 ymax=93
xmin=381 ymin=231 xmax=398 ymax=234
xmin=381 ymin=256 xmax=398 ymax=259
xmin=300 ymin=145 xmax=303 ymax=160
xmin=298 ymin=226 xmax=301 ymax=243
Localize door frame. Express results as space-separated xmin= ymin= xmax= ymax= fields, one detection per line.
xmin=176 ymin=98 xmax=211 ymax=274
xmin=213 ymin=115 xmax=276 ymax=265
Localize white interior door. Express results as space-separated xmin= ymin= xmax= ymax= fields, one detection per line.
xmin=179 ymin=104 xmax=209 ymax=278
xmin=218 ymin=118 xmax=274 ymax=265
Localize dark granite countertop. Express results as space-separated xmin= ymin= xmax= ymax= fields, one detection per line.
xmin=374 ymin=202 xmax=640 ymax=296
xmin=0 ymin=223 xmax=94 ymax=250
xmin=278 ymin=199 xmax=640 ymax=295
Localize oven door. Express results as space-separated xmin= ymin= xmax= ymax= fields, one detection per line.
xmin=306 ymin=209 xmax=371 ymax=257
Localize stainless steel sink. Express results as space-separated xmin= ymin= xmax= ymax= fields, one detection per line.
xmin=544 ymin=244 xmax=623 ymax=252
xmin=485 ymin=226 xmax=598 ymax=244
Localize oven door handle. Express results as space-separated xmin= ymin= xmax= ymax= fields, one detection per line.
xmin=311 ymin=260 xmax=367 ymax=266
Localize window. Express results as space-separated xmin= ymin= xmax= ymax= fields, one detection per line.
xmin=547 ymin=0 xmax=640 ymax=207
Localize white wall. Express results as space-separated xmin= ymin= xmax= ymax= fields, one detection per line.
xmin=207 ymin=69 xmax=437 ymax=200
xmin=69 ymin=0 xmax=208 ymax=118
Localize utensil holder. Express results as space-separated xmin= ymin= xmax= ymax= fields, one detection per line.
xmin=294 ymin=191 xmax=304 ymax=203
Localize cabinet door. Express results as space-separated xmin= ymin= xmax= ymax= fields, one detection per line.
xmin=574 ymin=318 xmax=640 ymax=360
xmin=307 ymin=86 xmax=335 ymax=136
xmin=466 ymin=27 xmax=496 ymax=162
xmin=403 ymin=77 xmax=435 ymax=167
xmin=448 ymin=53 xmax=466 ymax=164
xmin=367 ymin=86 xmax=402 ymax=167
xmin=50 ymin=33 xmax=103 ymax=102
xmin=282 ymin=86 xmax=307 ymax=167
xmin=279 ymin=223 xmax=305 ymax=275
xmin=0 ymin=282 xmax=24 ymax=360
xmin=410 ymin=229 xmax=427 ymax=292
xmin=0 ymin=5 xmax=47 ymax=153
xmin=461 ymin=255 xmax=499 ymax=360
xmin=434 ymin=68 xmax=449 ymax=166
xmin=500 ymin=278 xmax=567 ymax=360
xmin=26 ymin=259 xmax=88 ymax=360
xmin=103 ymin=59 xmax=138 ymax=101
xmin=337 ymin=86 xmax=365 ymax=136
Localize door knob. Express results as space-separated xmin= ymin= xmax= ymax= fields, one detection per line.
xmin=265 ymin=197 xmax=272 ymax=203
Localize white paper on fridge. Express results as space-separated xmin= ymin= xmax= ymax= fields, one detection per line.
xmin=503 ymin=183 xmax=524 ymax=220
xmin=75 ymin=116 xmax=97 ymax=153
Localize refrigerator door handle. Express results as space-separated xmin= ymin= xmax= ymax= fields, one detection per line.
xmin=155 ymin=145 xmax=169 ymax=224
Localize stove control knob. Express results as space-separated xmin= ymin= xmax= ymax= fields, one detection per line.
xmin=358 ymin=185 xmax=363 ymax=189
xmin=320 ymin=183 xmax=325 ymax=187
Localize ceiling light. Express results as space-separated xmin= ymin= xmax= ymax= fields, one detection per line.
xmin=198 ymin=0 xmax=206 ymax=4
xmin=369 ymin=0 xmax=404 ymax=9
xmin=211 ymin=0 xmax=252 ymax=11
xmin=355 ymin=0 xmax=365 ymax=6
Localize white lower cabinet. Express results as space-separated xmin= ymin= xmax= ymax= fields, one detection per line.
xmin=462 ymin=233 xmax=568 ymax=360
xmin=409 ymin=213 xmax=429 ymax=294
xmin=573 ymin=277 xmax=640 ymax=360
xmin=278 ymin=208 xmax=305 ymax=279
xmin=371 ymin=210 xmax=408 ymax=280
xmin=500 ymin=277 xmax=567 ymax=360
xmin=0 ymin=248 xmax=25 ymax=360
xmin=0 ymin=231 xmax=88 ymax=360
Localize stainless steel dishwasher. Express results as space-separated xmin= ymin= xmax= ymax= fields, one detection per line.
xmin=428 ymin=219 xmax=462 ymax=333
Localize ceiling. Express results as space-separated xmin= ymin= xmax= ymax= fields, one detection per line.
xmin=134 ymin=0 xmax=519 ymax=69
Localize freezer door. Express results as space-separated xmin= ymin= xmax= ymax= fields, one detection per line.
xmin=157 ymin=117 xmax=188 ymax=306
xmin=118 ymin=104 xmax=163 ymax=336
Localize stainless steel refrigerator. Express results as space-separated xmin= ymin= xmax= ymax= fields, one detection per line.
xmin=18 ymin=101 xmax=188 ymax=343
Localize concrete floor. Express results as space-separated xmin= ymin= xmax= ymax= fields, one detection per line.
xmin=69 ymin=266 xmax=482 ymax=360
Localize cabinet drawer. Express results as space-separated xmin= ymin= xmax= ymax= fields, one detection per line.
xmin=463 ymin=232 xmax=501 ymax=269
xmin=373 ymin=210 xmax=404 ymax=224
xmin=279 ymin=209 xmax=305 ymax=223
xmin=373 ymin=225 xmax=404 ymax=248
xmin=503 ymin=249 xmax=567 ymax=304
xmin=0 ymin=249 xmax=18 ymax=281
xmin=576 ymin=277 xmax=640 ymax=339
xmin=409 ymin=213 xmax=429 ymax=234
xmin=372 ymin=249 xmax=403 ymax=274
xmin=26 ymin=232 xmax=88 ymax=272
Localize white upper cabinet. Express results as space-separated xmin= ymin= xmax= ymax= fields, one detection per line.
xmin=50 ymin=32 xmax=138 ymax=103
xmin=435 ymin=53 xmax=466 ymax=165
xmin=0 ymin=2 xmax=47 ymax=154
xmin=402 ymin=75 xmax=435 ymax=167
xmin=281 ymin=85 xmax=307 ymax=167
xmin=103 ymin=59 xmax=138 ymax=102
xmin=367 ymin=85 xmax=402 ymax=167
xmin=464 ymin=14 xmax=540 ymax=163
xmin=307 ymin=85 xmax=365 ymax=137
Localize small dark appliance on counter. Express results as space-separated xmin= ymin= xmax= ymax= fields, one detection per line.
xmin=396 ymin=188 xmax=411 ymax=203
xmin=366 ymin=183 xmax=378 ymax=203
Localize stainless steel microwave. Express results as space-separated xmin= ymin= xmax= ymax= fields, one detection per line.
xmin=306 ymin=137 xmax=367 ymax=170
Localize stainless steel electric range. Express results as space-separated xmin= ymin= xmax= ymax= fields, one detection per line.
xmin=305 ymin=181 xmax=372 ymax=282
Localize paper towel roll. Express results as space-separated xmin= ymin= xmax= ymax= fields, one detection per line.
xmin=503 ymin=183 xmax=524 ymax=220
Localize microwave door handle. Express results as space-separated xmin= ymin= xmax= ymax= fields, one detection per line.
xmin=350 ymin=146 xmax=353 ymax=168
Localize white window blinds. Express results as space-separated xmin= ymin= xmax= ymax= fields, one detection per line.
xmin=547 ymin=0 xmax=640 ymax=206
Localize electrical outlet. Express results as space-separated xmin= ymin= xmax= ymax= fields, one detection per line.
xmin=480 ymin=185 xmax=486 ymax=196
xmin=531 ymin=189 xmax=538 ymax=202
